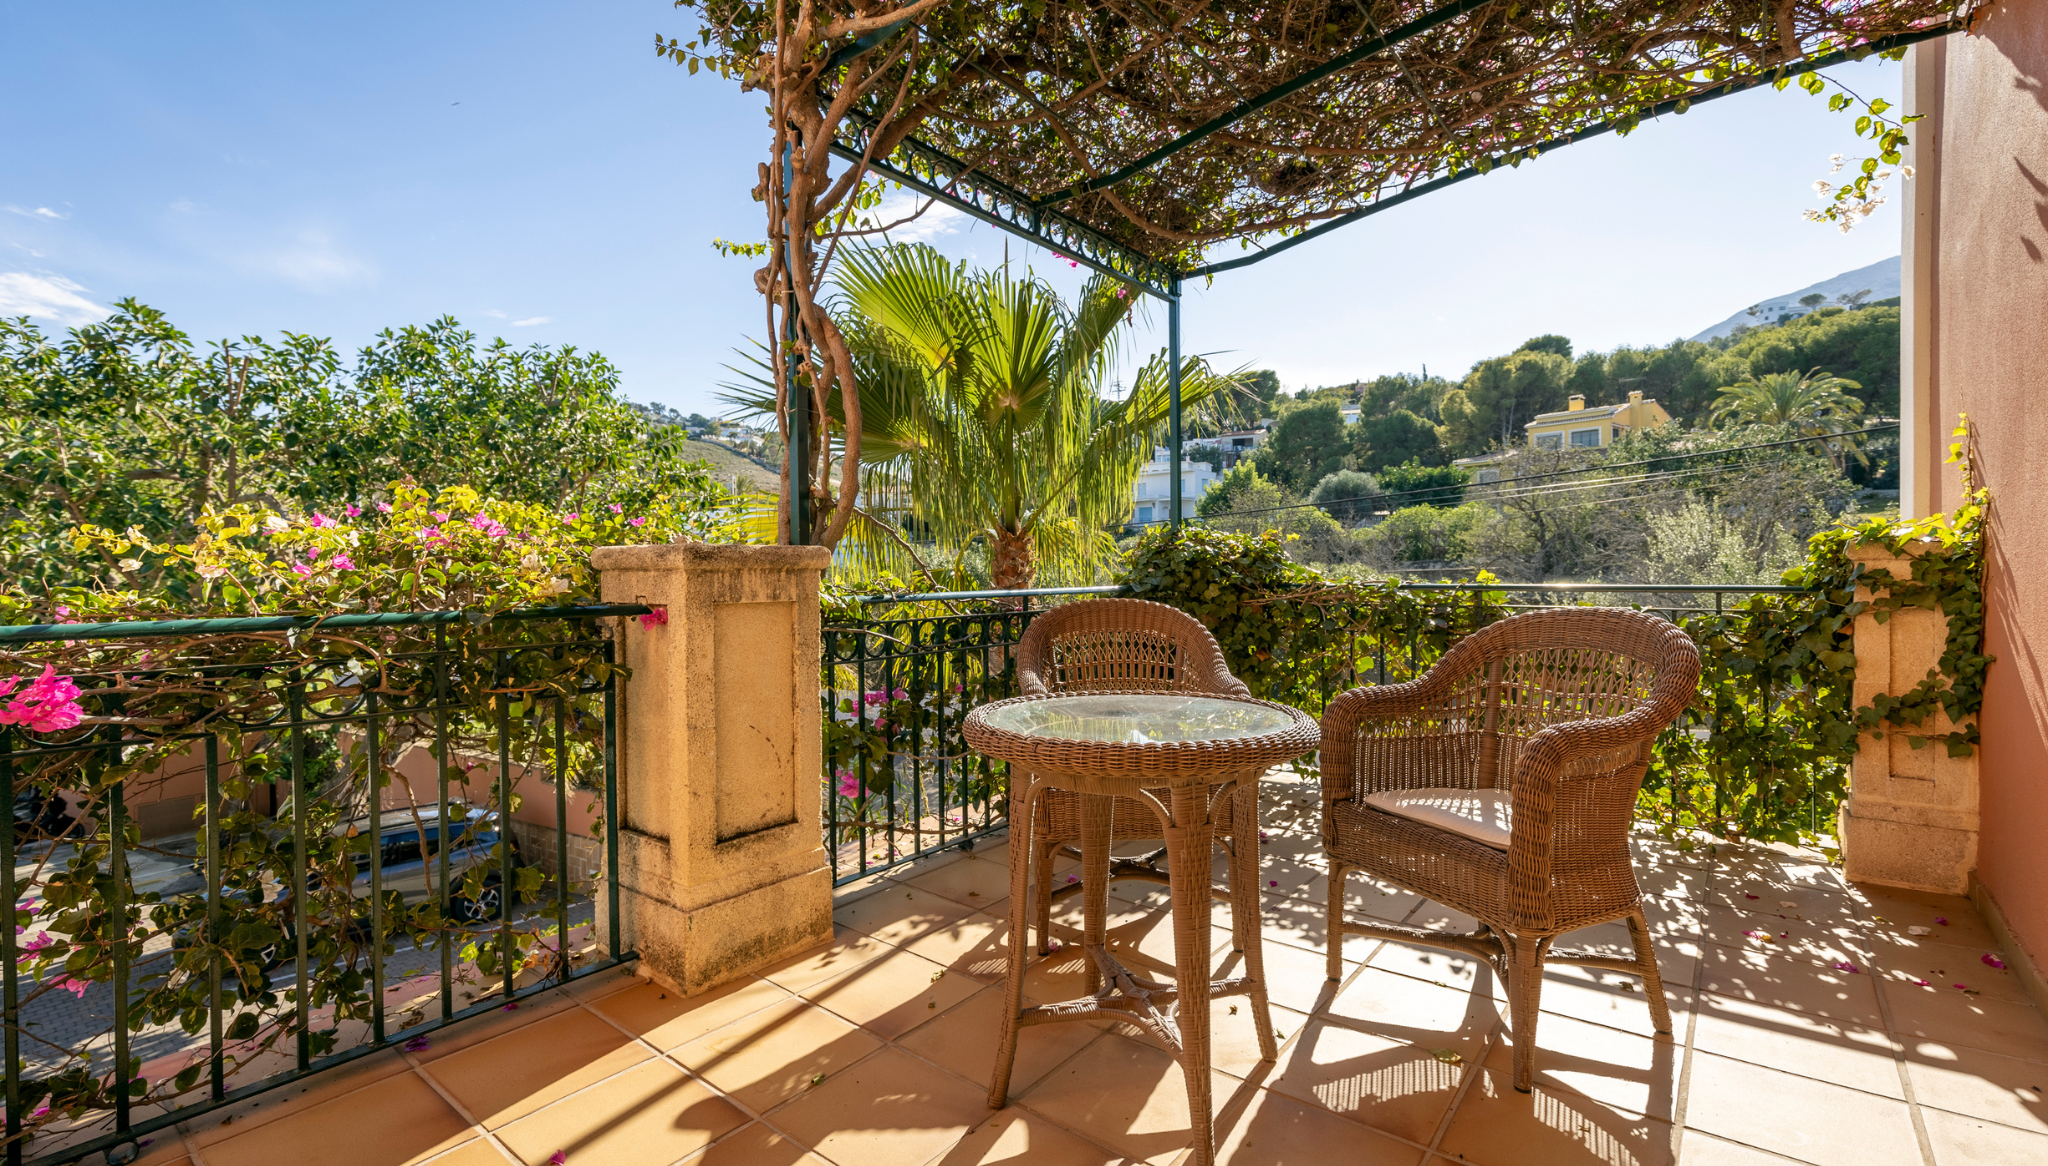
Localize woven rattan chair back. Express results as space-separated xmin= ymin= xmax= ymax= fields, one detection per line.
xmin=1016 ymin=598 xmax=1249 ymax=700
xmin=1319 ymin=606 xmax=1701 ymax=1093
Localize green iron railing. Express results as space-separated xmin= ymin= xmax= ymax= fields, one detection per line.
xmin=0 ymin=606 xmax=645 ymax=1166
xmin=821 ymin=580 xmax=1826 ymax=878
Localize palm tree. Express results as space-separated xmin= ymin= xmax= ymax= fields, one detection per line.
xmin=1710 ymin=368 xmax=1868 ymax=471
xmin=728 ymin=244 xmax=1233 ymax=588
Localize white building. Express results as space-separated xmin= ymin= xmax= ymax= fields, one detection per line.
xmin=1129 ymin=447 xmax=1219 ymax=527
xmin=1185 ymin=429 xmax=1267 ymax=468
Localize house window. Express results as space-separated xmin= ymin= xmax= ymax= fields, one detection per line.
xmin=1136 ymin=505 xmax=1154 ymax=523
xmin=1534 ymin=433 xmax=1563 ymax=450
xmin=1569 ymin=428 xmax=1601 ymax=448
xmin=1136 ymin=481 xmax=1148 ymax=497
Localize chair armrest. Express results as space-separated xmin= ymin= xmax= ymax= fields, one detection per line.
xmin=1318 ymin=675 xmax=1472 ymax=806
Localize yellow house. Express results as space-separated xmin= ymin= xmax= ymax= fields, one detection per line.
xmin=1524 ymin=390 xmax=1671 ymax=450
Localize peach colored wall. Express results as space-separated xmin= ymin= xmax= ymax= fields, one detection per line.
xmin=1907 ymin=1 xmax=2048 ymax=967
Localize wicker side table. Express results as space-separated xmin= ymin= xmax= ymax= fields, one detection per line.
xmin=964 ymin=692 xmax=1319 ymax=1166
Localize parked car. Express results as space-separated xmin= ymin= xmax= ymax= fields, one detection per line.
xmin=176 ymin=804 xmax=517 ymax=973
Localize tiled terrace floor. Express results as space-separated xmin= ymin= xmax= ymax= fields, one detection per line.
xmin=133 ymin=771 xmax=2047 ymax=1166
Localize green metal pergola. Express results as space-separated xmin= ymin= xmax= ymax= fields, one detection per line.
xmin=809 ymin=1 xmax=1965 ymax=536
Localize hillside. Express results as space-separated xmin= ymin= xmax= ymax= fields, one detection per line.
xmin=676 ymin=438 xmax=777 ymax=492
xmin=1690 ymin=256 xmax=1899 ymax=342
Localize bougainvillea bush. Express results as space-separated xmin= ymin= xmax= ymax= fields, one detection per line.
xmin=0 ymin=480 xmax=759 ymax=1140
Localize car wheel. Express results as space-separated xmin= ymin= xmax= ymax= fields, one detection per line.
xmin=452 ymin=877 xmax=503 ymax=925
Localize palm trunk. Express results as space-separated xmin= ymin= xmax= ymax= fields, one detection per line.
xmin=991 ymin=529 xmax=1036 ymax=590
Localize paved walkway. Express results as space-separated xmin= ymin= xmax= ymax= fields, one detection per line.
xmin=87 ymin=771 xmax=2048 ymax=1166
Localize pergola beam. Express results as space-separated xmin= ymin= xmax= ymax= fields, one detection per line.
xmin=1191 ymin=20 xmax=1965 ymax=278
xmin=1032 ymin=0 xmax=1499 ymax=208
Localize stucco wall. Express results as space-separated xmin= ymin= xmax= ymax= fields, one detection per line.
xmin=1905 ymin=0 xmax=2048 ymax=967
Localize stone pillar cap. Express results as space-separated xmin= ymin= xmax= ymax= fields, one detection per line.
xmin=591 ymin=543 xmax=832 ymax=571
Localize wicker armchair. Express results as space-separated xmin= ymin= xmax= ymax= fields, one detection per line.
xmin=1319 ymin=607 xmax=1701 ymax=1092
xmin=1015 ymin=598 xmax=1253 ymax=955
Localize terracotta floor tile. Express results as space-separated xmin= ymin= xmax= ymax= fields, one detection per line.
xmin=492 ymin=1058 xmax=747 ymax=1166
xmin=1847 ymin=885 xmax=1995 ymax=946
xmin=671 ymin=996 xmax=884 ymax=1113
xmin=900 ymin=910 xmax=1016 ymax=983
xmin=1673 ymin=1131 xmax=1806 ymax=1165
xmin=1679 ymin=1051 xmax=1920 ymax=1166
xmin=1689 ymin=993 xmax=1901 ymax=1099
xmin=905 ymin=985 xmax=1106 ymax=1095
xmin=769 ymin=1045 xmax=991 ymax=1166
xmin=185 ymin=1047 xmax=414 ymax=1148
xmin=199 ymin=1070 xmax=474 ymax=1166
xmin=1536 ymin=959 xmax=1696 ymax=1039
xmin=1918 ymin=1105 xmax=2048 ymax=1166
xmin=1693 ymin=903 xmax=1872 ymax=967
xmin=901 ymin=853 xmax=1017 ymax=910
xmin=1696 ymin=943 xmax=1886 ymax=1026
xmin=587 ymin=976 xmax=791 ymax=1051
xmin=929 ymin=1106 xmax=1134 ymax=1166
xmin=1436 ymin=1067 xmax=1674 ymax=1166
xmin=420 ymin=1142 xmax=517 ymax=1166
xmin=1864 ymin=933 xmax=2035 ymax=1005
xmin=759 ymin=925 xmax=897 ymax=994
xmin=834 ymin=884 xmax=979 ymax=947
xmin=1213 ymin=936 xmax=1350 ymax=1017
xmin=1205 ymin=1084 xmax=1423 ymax=1166
xmin=1363 ymin=934 xmax=1498 ymax=1001
xmin=421 ymin=1004 xmax=652 ymax=1127
xmin=1018 ymin=1029 xmax=1241 ymax=1164
xmin=1883 ymin=978 xmax=2048 ymax=1063
xmin=1901 ymin=1042 xmax=2048 ymax=1134
xmin=1484 ymin=1011 xmax=1682 ymax=1122
xmin=680 ymin=1121 xmax=829 ymax=1165
xmin=1115 ymin=998 xmax=1308 ymax=1083
xmin=1261 ymin=1011 xmax=1466 ymax=1144
xmin=1326 ymin=968 xmax=1502 ymax=1060
xmin=409 ymin=990 xmax=583 ymax=1063
xmin=801 ymin=945 xmax=984 ymax=1041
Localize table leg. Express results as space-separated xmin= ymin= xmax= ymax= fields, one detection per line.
xmin=1232 ymin=778 xmax=1278 ymax=1061
xmin=991 ymin=772 xmax=1035 ymax=1108
xmin=1166 ymin=783 xmax=1216 ymax=1166
xmin=1079 ymin=792 xmax=1113 ymax=996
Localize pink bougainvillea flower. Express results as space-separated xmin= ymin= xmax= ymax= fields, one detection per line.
xmin=1066 ymin=875 xmax=1078 ymax=884
xmin=1912 ymin=978 xmax=1930 ymax=986
xmin=51 ymin=974 xmax=87 ymax=997
xmin=376 ymin=501 xmax=393 ymax=513
xmin=1833 ymin=961 xmax=1860 ymax=974
xmin=608 ymin=503 xmax=624 ymax=514
xmin=892 ymin=687 xmax=908 ymax=700
xmin=291 ymin=564 xmax=313 ymax=578
xmin=344 ymin=503 xmax=362 ymax=518
xmin=502 ymin=1002 xmax=519 ymax=1012
xmin=562 ymin=512 xmax=580 ymax=523
xmin=1744 ymin=893 xmax=1758 ymax=900
xmin=548 ymin=1153 xmax=567 ymax=1166
xmin=1953 ymin=982 xmax=1969 ymax=990
xmin=1934 ymin=916 xmax=1949 ymax=926
xmin=402 ymin=1036 xmax=431 ymax=1052
xmin=1268 ymin=880 xmax=1278 ymax=888
xmin=432 ymin=511 xmax=449 ymax=521
xmin=329 ymin=554 xmax=355 ymax=571
xmin=1983 ymin=953 xmax=2007 ymax=969
xmin=309 ymin=512 xmax=335 ymax=528
xmin=1 ymin=666 xmax=86 ymax=733
xmin=306 ymin=546 xmax=322 ymax=561
xmin=639 ymin=608 xmax=668 ymax=628
xmin=835 ymin=769 xmax=860 ymax=798
xmin=468 ymin=512 xmax=509 ymax=538
xmin=628 ymin=516 xmax=647 ymax=528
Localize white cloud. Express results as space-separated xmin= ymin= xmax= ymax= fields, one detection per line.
xmin=511 ymin=316 xmax=551 ymax=327
xmin=242 ymin=230 xmax=374 ymax=290
xmin=3 ymin=205 xmax=67 ymax=220
xmin=0 ymin=272 xmax=110 ymax=325
xmin=863 ymin=192 xmax=969 ymax=245
xmin=480 ymin=308 xmax=508 ymax=319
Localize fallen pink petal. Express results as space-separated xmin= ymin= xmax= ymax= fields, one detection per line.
xmin=549 ymin=1153 xmax=567 ymax=1165
xmin=1935 ymin=917 xmax=1949 ymax=926
xmin=1833 ymin=962 xmax=1860 ymax=974
xmin=1982 ymin=953 xmax=2007 ymax=969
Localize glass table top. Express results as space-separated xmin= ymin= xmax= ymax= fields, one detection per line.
xmin=978 ymin=694 xmax=1298 ymax=745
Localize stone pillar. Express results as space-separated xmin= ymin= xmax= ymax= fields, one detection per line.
xmin=1839 ymin=540 xmax=1980 ymax=893
xmin=592 ymin=543 xmax=835 ymax=995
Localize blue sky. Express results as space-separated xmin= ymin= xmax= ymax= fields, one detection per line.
xmin=3 ymin=2 xmax=1907 ymax=414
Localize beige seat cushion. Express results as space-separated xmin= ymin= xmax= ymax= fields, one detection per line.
xmin=1361 ymin=787 xmax=1513 ymax=850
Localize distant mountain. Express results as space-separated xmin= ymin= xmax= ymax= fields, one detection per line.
xmin=1689 ymin=256 xmax=1900 ymax=342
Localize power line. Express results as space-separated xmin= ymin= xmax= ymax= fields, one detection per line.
xmin=1129 ymin=423 xmax=1898 ymax=526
